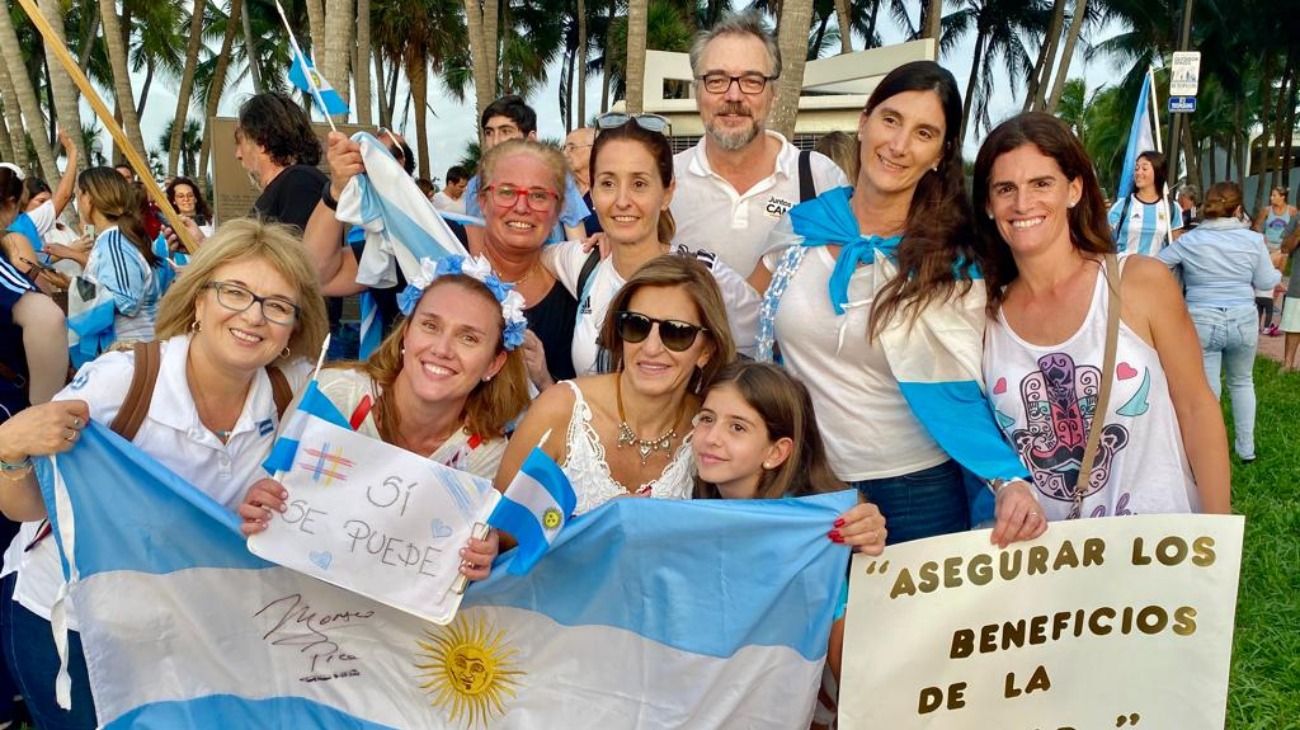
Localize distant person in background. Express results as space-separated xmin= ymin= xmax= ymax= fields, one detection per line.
xmin=1278 ymin=215 xmax=1300 ymax=370
xmin=3 ymin=128 xmax=78 ymax=272
xmin=416 ymin=178 xmax=436 ymax=202
xmin=1177 ymin=184 xmax=1200 ymax=231
xmin=166 ymin=176 xmax=213 ymax=236
xmin=432 ymin=165 xmax=470 ymax=215
xmin=463 ymin=95 xmax=591 ymax=252
xmin=1157 ymin=181 xmax=1279 ymax=462
xmin=1108 ymin=150 xmax=1183 ymax=254
xmin=114 ymin=164 xmax=135 ymax=182
xmin=563 ymin=127 xmax=602 ymax=236
xmin=813 ymin=130 xmax=859 ymax=183
xmin=1253 ymin=186 xmax=1293 ymax=336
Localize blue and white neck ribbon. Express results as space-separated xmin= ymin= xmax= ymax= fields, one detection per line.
xmin=788 ymin=186 xmax=900 ymax=315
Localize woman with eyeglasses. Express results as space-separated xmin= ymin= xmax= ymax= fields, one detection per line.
xmin=0 ymin=219 xmax=329 ymax=728
xmin=751 ymin=60 xmax=1042 ymax=547
xmin=309 ymin=135 xmax=579 ymax=392
xmin=496 ymin=256 xmax=733 ymax=514
xmin=165 ymin=176 xmax=213 ymax=236
xmin=541 ymin=113 xmax=760 ymax=375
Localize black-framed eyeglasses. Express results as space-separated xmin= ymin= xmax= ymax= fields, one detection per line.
xmin=482 ymin=183 xmax=560 ymax=213
xmin=596 ymin=112 xmax=672 ymax=136
xmin=615 ymin=311 xmax=707 ymax=352
xmin=696 ymin=73 xmax=777 ymax=95
xmin=205 ymin=281 xmax=300 ymax=325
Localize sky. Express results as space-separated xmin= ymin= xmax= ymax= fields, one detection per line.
xmin=121 ymin=8 xmax=1131 ymax=183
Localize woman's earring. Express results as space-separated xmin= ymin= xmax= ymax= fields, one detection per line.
xmin=189 ymin=319 xmax=201 ymax=332
xmin=280 ymin=346 xmax=291 ymax=359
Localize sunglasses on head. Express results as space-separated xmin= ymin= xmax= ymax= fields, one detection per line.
xmin=596 ymin=112 xmax=672 ymax=136
xmin=616 ymin=311 xmax=707 ymax=352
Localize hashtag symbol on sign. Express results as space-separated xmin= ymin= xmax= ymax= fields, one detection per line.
xmin=298 ymin=443 xmax=355 ymax=486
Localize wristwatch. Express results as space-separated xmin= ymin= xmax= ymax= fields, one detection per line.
xmin=320 ymin=180 xmax=339 ymax=211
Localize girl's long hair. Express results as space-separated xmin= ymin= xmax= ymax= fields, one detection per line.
xmin=78 ymin=167 xmax=157 ymax=266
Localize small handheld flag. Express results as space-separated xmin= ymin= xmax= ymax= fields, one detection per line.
xmin=487 ymin=433 xmax=577 ymax=575
xmin=275 ymin=1 xmax=348 ymax=124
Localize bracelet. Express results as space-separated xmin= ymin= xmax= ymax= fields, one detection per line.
xmin=0 ymin=455 xmax=32 ymax=472
xmin=320 ymin=180 xmax=339 ymax=211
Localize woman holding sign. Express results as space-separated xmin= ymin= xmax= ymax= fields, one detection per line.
xmin=0 ymin=220 xmax=328 ymax=728
xmin=974 ymin=112 xmax=1230 ymax=519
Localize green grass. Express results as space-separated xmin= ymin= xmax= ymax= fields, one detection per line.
xmin=1225 ymin=358 xmax=1300 ymax=730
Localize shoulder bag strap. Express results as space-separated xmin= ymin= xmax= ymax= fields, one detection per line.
xmin=109 ymin=341 xmax=162 ymax=442
xmin=267 ymin=366 xmax=293 ymax=419
xmin=798 ymin=150 xmax=815 ymax=203
xmin=1070 ymin=254 xmax=1122 ymax=519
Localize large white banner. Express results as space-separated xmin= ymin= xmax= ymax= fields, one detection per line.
xmin=249 ymin=414 xmax=498 ymax=625
xmin=840 ymin=514 xmax=1244 ymax=729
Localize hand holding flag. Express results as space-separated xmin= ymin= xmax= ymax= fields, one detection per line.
xmin=487 ymin=432 xmax=577 ymax=575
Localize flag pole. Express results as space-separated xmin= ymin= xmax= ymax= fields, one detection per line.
xmin=273 ymin=0 xmax=338 ymax=133
xmin=1148 ymin=65 xmax=1175 ymax=248
xmin=14 ymin=0 xmax=198 ymax=254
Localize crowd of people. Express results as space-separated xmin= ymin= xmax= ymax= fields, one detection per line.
xmin=0 ymin=9 xmax=1269 ymax=728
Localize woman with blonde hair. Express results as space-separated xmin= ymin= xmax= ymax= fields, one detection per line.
xmin=498 ymin=255 xmax=734 ymax=513
xmin=0 ymin=219 xmax=328 ymax=728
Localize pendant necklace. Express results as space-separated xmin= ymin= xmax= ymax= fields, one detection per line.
xmin=615 ymin=376 xmax=679 ymax=465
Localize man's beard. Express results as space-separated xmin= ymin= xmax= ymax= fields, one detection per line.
xmin=705 ymin=102 xmax=762 ymax=152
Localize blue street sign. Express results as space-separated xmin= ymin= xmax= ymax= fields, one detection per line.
xmin=1169 ymin=96 xmax=1197 ymax=113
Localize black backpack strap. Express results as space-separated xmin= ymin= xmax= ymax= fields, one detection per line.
xmin=798 ymin=150 xmax=815 ymax=203
xmin=576 ymin=249 xmax=601 ymax=302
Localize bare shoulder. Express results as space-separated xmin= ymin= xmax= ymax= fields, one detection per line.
xmin=1120 ymin=254 xmax=1178 ymax=292
xmin=527 ymin=379 xmax=580 ymax=425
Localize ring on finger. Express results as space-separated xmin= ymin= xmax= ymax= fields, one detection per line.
xmin=64 ymin=429 xmax=76 ymax=442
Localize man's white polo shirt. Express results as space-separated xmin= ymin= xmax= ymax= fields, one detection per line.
xmin=671 ymin=130 xmax=849 ymax=275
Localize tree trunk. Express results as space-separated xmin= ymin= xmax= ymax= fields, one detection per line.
xmin=135 ymin=59 xmax=154 ymax=121
xmin=0 ymin=66 xmax=27 ymax=168
xmin=386 ymin=57 xmax=400 ymax=128
xmin=1270 ymin=57 xmax=1295 ymax=190
xmin=921 ymin=0 xmax=942 ymax=39
xmin=770 ymin=0 xmax=814 ymax=138
xmin=355 ymin=0 xmax=372 ymax=125
xmin=599 ymin=0 xmax=614 ymax=112
xmin=305 ymin=0 xmax=326 ymax=60
xmin=0 ymin=111 xmax=11 ymax=162
xmin=623 ymin=0 xmax=649 ymax=114
xmin=0 ymin=0 xmax=56 ymax=179
xmin=1249 ymin=54 xmax=1276 ymax=215
xmin=576 ymin=0 xmax=587 ymax=125
xmin=323 ymin=0 xmax=354 ymax=111
xmin=1046 ymin=0 xmax=1087 ymax=113
xmin=959 ymin=31 xmax=987 ymax=145
xmin=199 ymin=0 xmax=243 ymax=190
xmin=834 ymin=0 xmax=852 ymax=53
xmin=864 ymin=1 xmax=880 ymax=48
xmin=243 ymin=0 xmax=263 ymax=92
xmin=463 ymin=0 xmax=495 ymax=123
xmin=1180 ymin=117 xmax=1200 ymax=189
xmin=1208 ymin=136 xmax=1217 ymax=183
xmin=563 ymin=46 xmax=575 ymax=131
xmin=407 ymin=53 xmax=430 ymax=180
xmin=1025 ymin=0 xmax=1068 ymax=112
xmin=1281 ymin=71 xmax=1298 ymax=185
xmin=811 ymin=12 xmax=831 ymax=60
xmin=168 ymin=0 xmax=207 ymax=176
xmin=374 ymin=53 xmax=390 ymax=128
xmin=38 ymin=0 xmax=86 ymax=173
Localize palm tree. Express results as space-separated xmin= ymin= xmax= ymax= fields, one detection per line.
xmin=355 ymin=0 xmax=372 ymax=125
xmin=920 ymin=0 xmax=942 ymax=39
xmin=37 ymin=0 xmax=87 ymax=169
xmin=169 ymin=0 xmax=208 ymax=176
xmin=591 ymin=0 xmax=692 ymax=106
xmin=0 ymin=0 xmax=56 ymax=179
xmin=943 ymin=0 xmax=1046 ymax=143
xmin=623 ymin=0 xmax=648 ymax=114
xmin=129 ymin=1 xmax=186 ymax=122
xmin=0 ymin=103 xmax=12 ymax=161
xmin=323 ymin=0 xmax=354 ymax=111
xmin=159 ymin=118 xmax=203 ymax=177
xmin=99 ymin=0 xmax=149 ymax=163
xmin=770 ymin=0 xmax=813 ymax=138
xmin=0 ymin=36 xmax=27 ymax=167
xmin=462 ymin=0 xmax=500 ymax=121
xmin=1045 ymin=0 xmax=1090 ymax=112
xmin=197 ymin=0 xmax=243 ymax=186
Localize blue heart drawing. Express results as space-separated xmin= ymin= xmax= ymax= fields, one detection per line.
xmin=309 ymin=551 xmax=333 ymax=570
xmin=430 ymin=519 xmax=453 ymax=539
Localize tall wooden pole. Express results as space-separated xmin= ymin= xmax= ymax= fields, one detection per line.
xmin=14 ymin=0 xmax=198 ymax=253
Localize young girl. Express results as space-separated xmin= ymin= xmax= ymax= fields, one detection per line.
xmin=690 ymin=361 xmax=885 ymax=729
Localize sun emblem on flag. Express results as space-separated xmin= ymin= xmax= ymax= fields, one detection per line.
xmin=541 ymin=507 xmax=562 ymax=530
xmin=308 ymin=69 xmax=324 ymax=88
xmin=416 ymin=613 xmax=523 ymax=728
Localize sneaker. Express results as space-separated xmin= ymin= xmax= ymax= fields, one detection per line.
xmin=1266 ymin=324 xmax=1281 ymax=337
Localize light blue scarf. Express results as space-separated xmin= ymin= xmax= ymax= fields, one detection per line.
xmin=787 ymin=186 xmax=900 ymax=315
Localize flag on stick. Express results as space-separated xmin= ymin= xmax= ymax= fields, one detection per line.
xmin=275 ymin=1 xmax=348 ymax=123
xmin=487 ymin=433 xmax=576 ymax=575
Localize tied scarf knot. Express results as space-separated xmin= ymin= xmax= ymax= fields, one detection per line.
xmin=788 ymin=186 xmax=901 ymax=315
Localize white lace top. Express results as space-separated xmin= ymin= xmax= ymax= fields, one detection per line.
xmin=559 ymin=381 xmax=695 ymax=515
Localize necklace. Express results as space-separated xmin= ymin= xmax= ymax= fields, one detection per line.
xmin=615 ymin=375 xmax=681 ymax=465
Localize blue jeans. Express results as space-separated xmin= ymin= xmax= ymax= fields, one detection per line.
xmin=0 ymin=574 xmax=97 ymax=729
xmin=1191 ymin=305 xmax=1258 ymax=459
xmin=849 ymin=460 xmax=969 ymax=545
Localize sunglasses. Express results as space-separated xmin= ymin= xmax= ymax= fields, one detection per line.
xmin=596 ymin=112 xmax=671 ymax=136
xmin=616 ymin=311 xmax=707 ymax=352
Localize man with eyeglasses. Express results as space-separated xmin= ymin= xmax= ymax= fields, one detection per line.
xmin=463 ymin=95 xmax=592 ymax=253
xmin=563 ymin=127 xmax=602 ymax=236
xmin=671 ymin=12 xmax=848 ymax=276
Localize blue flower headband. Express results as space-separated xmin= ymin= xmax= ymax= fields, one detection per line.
xmin=398 ymin=255 xmax=529 ymax=351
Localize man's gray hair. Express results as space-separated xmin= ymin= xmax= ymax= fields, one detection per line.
xmin=688 ymin=10 xmax=782 ymax=80
xmin=1178 ymin=184 xmax=1201 ymax=205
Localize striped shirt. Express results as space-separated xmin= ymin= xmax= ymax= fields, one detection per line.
xmin=1109 ymin=194 xmax=1183 ymax=255
xmin=84 ymin=226 xmax=159 ymax=342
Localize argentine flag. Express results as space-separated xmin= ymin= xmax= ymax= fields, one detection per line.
xmin=288 ymin=46 xmax=349 ymax=117
xmin=65 ymin=276 xmax=115 ymax=369
xmin=262 ymin=378 xmax=351 ymax=474
xmin=487 ymin=444 xmax=576 ymax=575
xmin=38 ymin=423 xmax=853 ymax=728
xmin=1116 ymin=69 xmax=1157 ymax=203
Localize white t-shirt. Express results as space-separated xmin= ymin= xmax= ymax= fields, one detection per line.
xmin=432 ymin=191 xmax=466 ymax=215
xmin=768 ymin=246 xmax=948 ymax=481
xmin=26 ymin=200 xmax=56 ymax=236
xmin=314 ymin=367 xmax=508 ymax=480
xmin=7 ymin=335 xmax=312 ymax=623
xmin=544 ymin=241 xmax=761 ymax=375
xmin=671 ymin=131 xmax=849 ymax=275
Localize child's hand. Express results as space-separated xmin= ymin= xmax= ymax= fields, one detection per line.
xmin=238 ymin=478 xmax=288 ymax=536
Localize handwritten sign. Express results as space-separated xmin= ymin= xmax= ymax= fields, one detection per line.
xmin=839 ymin=515 xmax=1243 ymax=729
xmin=248 ymin=413 xmax=498 ymax=625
